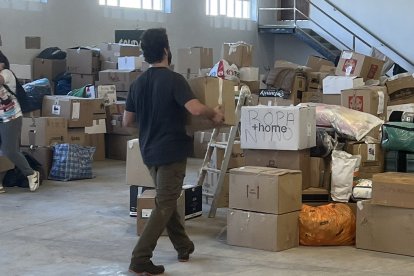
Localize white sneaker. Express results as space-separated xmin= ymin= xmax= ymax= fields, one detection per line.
xmin=0 ymin=185 xmax=5 ymax=194
xmin=27 ymin=171 xmax=40 ymax=192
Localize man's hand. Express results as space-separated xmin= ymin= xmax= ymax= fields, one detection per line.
xmin=211 ymin=106 xmax=225 ymax=125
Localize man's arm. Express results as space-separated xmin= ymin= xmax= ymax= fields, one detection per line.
xmin=184 ymin=99 xmax=224 ymax=124
xmin=123 ymin=110 xmax=136 ymax=127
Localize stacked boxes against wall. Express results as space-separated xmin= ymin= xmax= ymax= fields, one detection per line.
xmin=66 ymin=47 xmax=101 ymax=90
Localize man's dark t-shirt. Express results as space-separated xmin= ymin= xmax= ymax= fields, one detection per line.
xmin=125 ymin=67 xmax=196 ymax=166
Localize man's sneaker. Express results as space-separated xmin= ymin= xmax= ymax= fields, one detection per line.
xmin=0 ymin=185 xmax=5 ymax=194
xmin=27 ymin=171 xmax=40 ymax=192
xmin=178 ymin=241 xmax=195 ymax=262
xmin=129 ymin=261 xmax=165 ymax=275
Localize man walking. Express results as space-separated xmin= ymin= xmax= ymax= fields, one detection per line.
xmin=123 ymin=28 xmax=224 ymax=275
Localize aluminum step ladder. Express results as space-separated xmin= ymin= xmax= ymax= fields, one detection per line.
xmin=197 ymin=85 xmax=252 ymax=218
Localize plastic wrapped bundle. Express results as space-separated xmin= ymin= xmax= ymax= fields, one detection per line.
xmin=299 ymin=203 xmax=356 ymax=246
xmin=382 ymin=122 xmax=414 ymax=153
xmin=310 ymin=127 xmax=335 ymax=157
xmin=22 ymin=78 xmax=52 ymax=111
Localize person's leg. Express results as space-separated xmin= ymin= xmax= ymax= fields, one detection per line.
xmin=0 ymin=117 xmax=39 ymax=191
xmin=129 ymin=160 xmax=187 ymax=273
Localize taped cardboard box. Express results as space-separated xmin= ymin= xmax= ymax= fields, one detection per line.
xmin=302 ymin=91 xmax=323 ymax=103
xmin=187 ymin=77 xmax=236 ymax=126
xmin=66 ymin=47 xmax=100 ymax=75
xmin=98 ymin=69 xmax=141 ymax=92
xmin=229 ymin=166 xmax=302 ymax=214
xmin=99 ymin=43 xmax=141 ymax=62
xmin=85 ymin=133 xmax=105 ymax=161
xmin=137 ymin=189 xmax=185 ymax=236
xmin=222 ymin=42 xmax=253 ymax=68
xmin=67 ymin=128 xmax=87 ymax=145
xmin=323 ymin=76 xmax=364 ymax=95
xmin=239 ymin=67 xmax=259 ymax=82
xmin=341 ymin=86 xmax=388 ymax=119
xmin=345 ymin=141 xmax=384 ymax=167
xmin=306 ymin=55 xmax=334 ymax=72
xmin=240 ymin=105 xmax=316 ymax=151
xmin=244 ymin=149 xmax=311 ymax=190
xmin=335 ymin=51 xmax=385 ymax=80
xmin=71 ymin=74 xmax=97 ymax=90
xmin=126 ymin=139 xmax=153 ymax=187
xmin=307 ymin=72 xmax=330 ymax=91
xmin=371 ymin=172 xmax=414 ymax=209
xmin=176 ymin=47 xmax=213 ymax=75
xmin=356 ymin=200 xmax=414 ymax=257
xmin=183 ymin=185 xmax=203 ymax=220
xmin=21 ymin=117 xmax=67 ymax=146
xmin=42 ymin=96 xmax=94 ymax=128
xmin=33 ymin=58 xmax=66 ymax=82
xmin=227 ymin=208 xmax=299 ymax=252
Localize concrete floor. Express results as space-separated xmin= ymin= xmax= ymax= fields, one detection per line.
xmin=1 ymin=159 xmax=414 ymax=276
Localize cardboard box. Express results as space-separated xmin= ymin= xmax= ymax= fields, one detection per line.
xmin=302 ymin=91 xmax=323 ymax=103
xmin=309 ymin=157 xmax=330 ymax=188
xmin=176 ymin=47 xmax=213 ymax=75
xmin=371 ymin=172 xmax=414 ymax=208
xmin=341 ymin=86 xmax=388 ymax=118
xmin=108 ymin=114 xmax=138 ymax=135
xmin=239 ymin=67 xmax=259 ymax=82
xmin=21 ymin=117 xmax=67 ymax=146
xmin=306 ymin=55 xmax=334 ymax=71
xmin=211 ymin=141 xmax=245 ymax=170
xmin=345 ymin=142 xmax=384 ymax=167
xmin=126 ymin=139 xmax=154 ymax=187
xmin=244 ymin=149 xmax=311 ymax=190
xmin=335 ymin=51 xmax=385 ymax=80
xmin=71 ymin=74 xmax=97 ymax=89
xmin=222 ymin=42 xmax=253 ymax=68
xmin=387 ymin=103 xmax=414 ymax=121
xmin=258 ymin=76 xmax=306 ymax=106
xmin=323 ymin=76 xmax=364 ymax=95
xmin=229 ymin=166 xmax=302 ymax=214
xmin=385 ymin=74 xmax=414 ymax=105
xmin=227 ymin=208 xmax=299 ymax=252
xmin=0 ymin=155 xmax=14 ymax=173
xmin=42 ymin=96 xmax=94 ymax=128
xmin=118 ymin=56 xmax=142 ymax=70
xmin=85 ymin=119 xmax=107 ymax=134
xmin=320 ymin=65 xmax=336 ymax=74
xmin=356 ymin=200 xmax=414 ymax=257
xmin=67 ymin=128 xmax=87 ymax=145
xmin=187 ymin=77 xmax=236 ymax=126
xmin=99 ymin=43 xmax=141 ymax=62
xmin=183 ymin=184 xmax=203 ymax=219
xmin=322 ymin=94 xmax=341 ymax=105
xmin=105 ymin=133 xmax=138 ymax=160
xmin=98 ymin=69 xmax=140 ymax=92
xmin=137 ymin=189 xmax=185 ymax=236
xmin=240 ymin=80 xmax=260 ymax=94
xmin=101 ymin=61 xmax=118 ymax=70
xmin=240 ymin=106 xmax=316 ymax=150
xmin=88 ymin=98 xmax=106 ymax=119
xmin=307 ymin=72 xmax=330 ymax=91
xmin=203 ymin=172 xmax=229 ymax=208
xmin=97 ymin=85 xmax=117 ymax=106
xmin=66 ymin=47 xmax=100 ymax=74
xmin=85 ymin=133 xmax=105 ymax=161
xmin=33 ymin=58 xmax=66 ymax=81
xmin=20 ymin=146 xmax=53 ymax=177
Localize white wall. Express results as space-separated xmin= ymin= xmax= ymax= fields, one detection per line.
xmin=0 ymin=0 xmax=274 ymax=72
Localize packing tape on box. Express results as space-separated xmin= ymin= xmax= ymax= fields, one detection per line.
xmin=218 ymin=78 xmax=223 ymax=106
xmin=377 ymin=91 xmax=385 ymax=115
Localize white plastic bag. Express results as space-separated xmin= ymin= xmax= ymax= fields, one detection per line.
xmin=209 ymin=59 xmax=240 ymax=82
xmin=331 ymin=150 xmax=360 ymax=202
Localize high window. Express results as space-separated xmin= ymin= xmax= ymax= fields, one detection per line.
xmin=98 ymin=0 xmax=169 ymax=12
xmin=206 ymin=0 xmax=256 ymax=20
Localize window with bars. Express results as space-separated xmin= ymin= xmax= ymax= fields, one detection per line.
xmin=98 ymin=0 xmax=168 ymax=12
xmin=206 ymin=0 xmax=256 ymax=20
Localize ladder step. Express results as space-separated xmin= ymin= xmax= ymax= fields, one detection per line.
xmin=209 ymin=142 xmax=227 ymax=149
xmin=202 ymin=167 xmax=221 ymax=173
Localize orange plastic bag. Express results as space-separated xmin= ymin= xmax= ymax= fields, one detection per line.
xmin=299 ymin=203 xmax=356 ymax=246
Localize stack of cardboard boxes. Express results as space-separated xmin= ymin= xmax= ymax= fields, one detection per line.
xmin=67 ymin=47 xmax=101 ymax=90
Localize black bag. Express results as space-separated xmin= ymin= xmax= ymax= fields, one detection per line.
xmin=3 ymin=75 xmax=33 ymax=113
xmin=37 ymin=47 xmax=66 ymax=60
xmin=2 ymin=152 xmax=43 ymax=188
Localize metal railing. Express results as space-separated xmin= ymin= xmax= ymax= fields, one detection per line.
xmin=258 ymin=0 xmax=413 ymax=68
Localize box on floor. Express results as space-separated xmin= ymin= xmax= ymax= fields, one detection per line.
xmin=85 ymin=133 xmax=106 ymax=161
xmin=66 ymin=47 xmax=100 ymax=75
xmin=356 ymin=200 xmax=414 ymax=257
xmin=33 ymin=58 xmax=66 ymax=82
xmin=175 ymin=47 xmax=213 ymax=75
xmin=335 ymin=51 xmax=385 ymax=80
xmin=341 ymin=86 xmax=388 ymax=119
xmin=21 ymin=117 xmax=67 ymax=147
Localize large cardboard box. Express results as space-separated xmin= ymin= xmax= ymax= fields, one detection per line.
xmin=259 ymin=76 xmax=307 ymax=106
xmin=310 ymin=157 xmax=331 ymax=188
xmin=301 ymin=91 xmax=323 ymax=103
xmin=307 ymin=72 xmax=330 ymax=92
xmin=107 ymin=114 xmax=138 ymax=135
xmin=137 ymin=189 xmax=185 ymax=236
xmin=20 ymin=146 xmax=53 ymax=178
xmin=240 ymin=106 xmax=316 ymax=150
xmin=101 ymin=61 xmax=118 ymax=70
xmin=0 ymin=155 xmax=14 ymax=173
xmin=21 ymin=117 xmax=67 ymax=146
xmin=239 ymin=67 xmax=259 ymax=82
xmin=97 ymin=85 xmax=117 ymax=106
xmin=126 ymin=139 xmax=153 ymax=187
xmin=229 ymin=166 xmax=302 ymax=214
xmin=387 ymin=103 xmax=414 ymax=121
xmin=67 ymin=128 xmax=87 ymax=145
xmin=33 ymin=58 xmax=66 ymax=82
xmin=118 ymin=56 xmax=142 ymax=70
xmin=203 ymin=172 xmax=229 ymax=208
xmin=323 ymin=76 xmax=364 ymax=95
xmin=345 ymin=141 xmax=384 ymax=168
xmin=371 ymin=172 xmax=414 ymax=209
xmin=385 ymin=74 xmax=414 ymax=105
xmin=222 ymin=42 xmax=253 ymax=68
xmin=335 ymin=51 xmax=385 ymax=80
xmin=211 ymin=141 xmax=244 ymax=170
xmin=306 ymin=55 xmax=334 ymax=71
xmin=187 ymin=77 xmax=236 ymax=126
xmin=356 ymin=200 xmax=414 ymax=257
xmin=322 ymin=94 xmax=341 ymax=105
xmin=42 ymin=96 xmax=94 ymax=128
xmin=106 ymin=134 xmax=138 ymax=160
xmin=99 ymin=43 xmax=141 ymax=63
xmin=244 ymin=149 xmax=311 ymax=190
xmin=341 ymin=86 xmax=388 ymax=119
xmin=227 ymin=208 xmax=299 ymax=252
xmin=66 ymin=48 xmax=100 ymax=75
xmin=85 ymin=133 xmax=105 ymax=161
xmin=71 ymin=74 xmax=97 ymax=89
xmin=176 ymin=47 xmax=213 ymax=76
xmin=98 ymin=69 xmax=140 ymax=92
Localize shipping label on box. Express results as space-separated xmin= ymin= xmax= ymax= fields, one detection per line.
xmin=229 ymin=166 xmax=302 ymax=214
xmin=240 ymin=106 xmax=316 ymax=150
